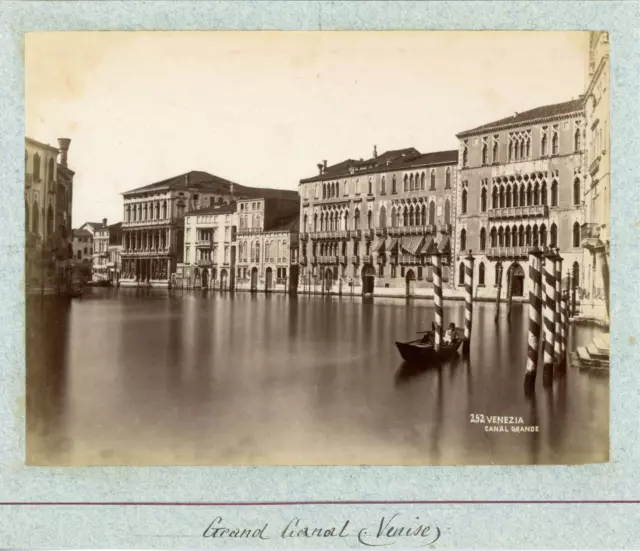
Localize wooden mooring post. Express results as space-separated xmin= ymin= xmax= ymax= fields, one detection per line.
xmin=463 ymin=250 xmax=475 ymax=356
xmin=524 ymin=247 xmax=542 ymax=393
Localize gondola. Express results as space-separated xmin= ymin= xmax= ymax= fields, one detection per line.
xmin=395 ymin=328 xmax=464 ymax=364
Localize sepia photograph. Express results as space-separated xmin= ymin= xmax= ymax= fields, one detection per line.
xmin=25 ymin=30 xmax=610 ymax=466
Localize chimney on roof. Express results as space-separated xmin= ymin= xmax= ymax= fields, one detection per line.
xmin=373 ymin=145 xmax=378 ymax=158
xmin=102 ymin=218 xmax=107 ymax=227
xmin=57 ymin=138 xmax=71 ymax=167
xmin=323 ymin=159 xmax=327 ymax=172
xmin=513 ymin=112 xmax=519 ymax=118
xmin=317 ymin=163 xmax=324 ymax=175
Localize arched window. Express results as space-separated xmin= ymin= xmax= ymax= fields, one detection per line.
xmin=162 ymin=201 xmax=167 ymax=219
xmin=368 ymin=178 xmax=373 ymax=195
xmin=490 ymin=227 xmax=497 ymax=247
xmin=48 ymin=158 xmax=54 ymax=183
xmin=429 ymin=201 xmax=436 ymax=225
xmin=461 ymin=189 xmax=468 ymax=214
xmin=492 ymin=187 xmax=498 ymax=209
xmin=392 ymin=175 xmax=397 ymax=194
xmin=46 ymin=204 xmax=53 ymax=237
xmin=573 ymin=221 xmax=580 ymax=247
xmin=478 ymin=262 xmax=485 ymax=285
xmin=533 ymin=182 xmax=540 ymax=206
xmin=391 ymin=207 xmax=397 ymax=228
xmin=572 ymin=261 xmax=580 ymax=289
xmin=379 ymin=206 xmax=387 ymax=228
xmin=518 ymin=225 xmax=524 ymax=247
xmin=479 ymin=227 xmax=486 ymax=251
xmin=540 ymin=224 xmax=547 ymax=247
xmin=404 ymin=175 xmax=409 ymax=192
xmin=367 ymin=210 xmax=372 ymax=229
xmin=532 ymin=224 xmax=539 ymax=247
xmin=481 ymin=188 xmax=487 ymax=212
xmin=492 ymin=141 xmax=498 ymax=163
xmin=33 ymin=153 xmax=41 ymax=181
xmin=421 ymin=204 xmax=427 ymax=226
xmin=552 ymin=132 xmax=559 ymax=155
xmin=32 ymin=200 xmax=39 ymax=234
xmin=541 ymin=134 xmax=547 ymax=157
xmin=444 ymin=199 xmax=451 ymax=225
xmin=459 ymin=262 xmax=465 ymax=285
xmin=541 ymin=182 xmax=547 ymax=205
xmin=313 ymin=213 xmax=318 ymax=231
xmin=430 ymin=170 xmax=436 ymax=190
xmin=344 ymin=211 xmax=349 ymax=231
xmin=506 ymin=184 xmax=512 ymax=207
xmin=265 ymin=242 xmax=270 ymax=261
xmin=573 ymin=178 xmax=581 ymax=205
xmin=551 ymin=181 xmax=558 ymax=206
xmin=462 ymin=147 xmax=468 ymax=167
xmin=519 ymin=185 xmax=525 ymax=207
xmin=526 ymin=184 xmax=532 ymax=206
xmin=409 ymin=205 xmax=415 ymax=226
xmin=303 ymin=214 xmax=308 ymax=230
xmin=445 ymin=168 xmax=451 ymax=189
xmin=322 ymin=184 xmax=326 ymax=199
xmin=409 ymin=174 xmax=414 ymax=192
xmin=381 ymin=176 xmax=386 ymax=195
xmin=498 ymin=226 xmax=504 ymax=247
xmin=403 ymin=207 xmax=408 ymax=227
xmin=460 ymin=229 xmax=467 ymax=252
xmin=525 ymin=225 xmax=532 ymax=246
xmin=512 ymin=185 xmax=518 ymax=207
xmin=420 ymin=173 xmax=426 ymax=190
xmin=574 ymin=128 xmax=581 ymax=152
xmin=482 ymin=144 xmax=488 ymax=165
xmin=499 ymin=186 xmax=505 ymax=208
xmin=25 ymin=200 xmax=30 ymax=232
xmin=354 ymin=209 xmax=360 ymax=229
xmin=255 ymin=241 xmax=260 ymax=262
xmin=505 ymin=226 xmax=511 ymax=247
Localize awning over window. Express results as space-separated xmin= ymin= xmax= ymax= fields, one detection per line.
xmin=373 ymin=238 xmax=386 ymax=253
xmin=400 ymin=235 xmax=425 ymax=255
xmin=437 ymin=235 xmax=451 ymax=254
xmin=422 ymin=236 xmax=438 ymax=256
xmin=387 ymin=238 xmax=400 ymax=252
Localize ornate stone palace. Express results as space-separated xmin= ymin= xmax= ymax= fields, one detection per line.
xmin=298 ymin=147 xmax=458 ymax=297
xmin=455 ymin=98 xmax=586 ymax=300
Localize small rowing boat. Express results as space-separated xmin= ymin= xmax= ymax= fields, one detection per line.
xmin=395 ymin=328 xmax=464 ymax=364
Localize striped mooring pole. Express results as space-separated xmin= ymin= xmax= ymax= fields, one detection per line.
xmin=524 ymin=247 xmax=542 ymax=391
xmin=432 ymin=251 xmax=443 ymax=352
xmin=560 ymin=288 xmax=569 ymax=368
xmin=542 ymin=248 xmax=557 ymax=386
xmin=553 ymin=248 xmax=564 ymax=368
xmin=506 ymin=267 xmax=514 ymax=322
xmin=463 ymin=250 xmax=475 ymax=356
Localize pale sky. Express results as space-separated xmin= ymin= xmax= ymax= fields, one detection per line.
xmin=25 ymin=31 xmax=589 ymax=226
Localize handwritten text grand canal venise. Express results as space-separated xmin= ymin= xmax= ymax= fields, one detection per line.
xmin=203 ymin=514 xmax=441 ymax=547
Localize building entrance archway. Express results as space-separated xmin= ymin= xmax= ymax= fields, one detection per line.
xmin=362 ymin=264 xmax=375 ymax=296
xmin=220 ymin=269 xmax=228 ymax=290
xmin=250 ymin=267 xmax=258 ymax=291
xmin=405 ymin=269 xmax=416 ymax=297
xmin=202 ymin=268 xmax=209 ymax=288
xmin=324 ymin=268 xmax=333 ymax=292
xmin=265 ymin=267 xmax=273 ymax=291
xmin=507 ymin=262 xmax=525 ymax=297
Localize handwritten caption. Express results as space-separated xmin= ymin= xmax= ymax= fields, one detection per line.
xmin=203 ymin=514 xmax=441 ymax=547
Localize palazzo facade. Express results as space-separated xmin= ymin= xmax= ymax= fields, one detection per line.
xmin=298 ymin=147 xmax=458 ymax=297
xmin=120 ymin=170 xmax=238 ymax=286
xmin=455 ymin=99 xmax=586 ymax=300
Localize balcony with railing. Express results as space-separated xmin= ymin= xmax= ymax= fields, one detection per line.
xmin=238 ymin=227 xmax=262 ymax=235
xmin=195 ymin=239 xmax=213 ymax=248
xmin=349 ymin=230 xmax=362 ymax=240
xmin=488 ymin=205 xmax=549 ymax=220
xmin=386 ymin=225 xmax=436 ymax=237
xmin=196 ymin=258 xmax=214 ymax=267
xmin=485 ymin=246 xmax=529 ymax=259
xmin=314 ymin=230 xmax=349 ymax=240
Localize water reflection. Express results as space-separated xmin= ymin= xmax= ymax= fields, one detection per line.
xmin=26 ymin=289 xmax=609 ymax=466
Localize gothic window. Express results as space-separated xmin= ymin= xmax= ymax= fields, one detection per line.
xmin=519 ymin=185 xmax=525 ymax=207
xmin=541 ymin=182 xmax=547 ymax=205
xmin=525 ymin=225 xmax=532 ymax=246
xmin=355 ymin=209 xmax=361 ymax=229
xmin=462 ymin=140 xmax=469 ymax=167
xmin=381 ymin=176 xmax=386 ymax=195
xmin=499 ymin=186 xmax=505 ymax=208
xmin=445 ymin=167 xmax=451 ymax=189
xmin=323 ymin=184 xmax=326 ymax=199
xmin=403 ymin=207 xmax=408 ymax=227
xmin=540 ymin=224 xmax=547 ymax=247
xmin=533 ymin=182 xmax=540 ymax=205
xmin=573 ymin=178 xmax=581 ymax=205
xmin=532 ymin=224 xmax=539 ymax=247
xmin=481 ymin=188 xmax=487 ymax=212
xmin=421 ymin=204 xmax=427 ymax=226
xmin=482 ymin=142 xmax=488 ymax=165
xmin=478 ymin=262 xmax=485 ymax=286
xmin=392 ymin=175 xmax=397 ymax=194
xmin=367 ymin=210 xmax=373 ymax=229
xmin=574 ymin=128 xmax=582 ymax=152
xmin=421 ymin=172 xmax=426 ymax=190
xmin=404 ymin=175 xmax=409 ymax=192
xmin=479 ymin=227 xmax=486 ymax=251
xmin=498 ymin=227 xmax=504 ymax=247
xmin=459 ymin=262 xmax=465 ymax=285
xmin=526 ymin=184 xmax=532 ymax=206
xmin=48 ymin=158 xmax=54 ymax=184
xmin=460 ymin=229 xmax=467 ymax=251
xmin=33 ymin=153 xmax=41 ymax=181
xmin=552 ymin=125 xmax=559 ymax=155
xmin=461 ymin=189 xmax=468 ymax=214
xmin=32 ymin=200 xmax=39 ymax=234
xmin=379 ymin=206 xmax=387 ymax=228
xmin=505 ymin=226 xmax=511 ymax=247
xmin=444 ymin=199 xmax=451 ymax=225
xmin=409 ymin=206 xmax=415 ymax=226
xmin=409 ymin=174 xmax=414 ymax=192
xmin=573 ymin=221 xmax=580 ymax=247
xmin=541 ymin=126 xmax=548 ymax=156
xmin=429 ymin=201 xmax=436 ymax=225
xmin=430 ymin=170 xmax=436 ymax=190
xmin=492 ymin=187 xmax=498 ymax=209
xmin=490 ymin=227 xmax=497 ymax=247
xmin=492 ymin=136 xmax=499 ymax=163
xmin=46 ymin=204 xmax=53 ymax=237
xmin=391 ymin=207 xmax=397 ymax=228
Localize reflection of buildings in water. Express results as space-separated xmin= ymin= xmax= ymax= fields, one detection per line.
xmin=26 ymin=297 xmax=71 ymax=464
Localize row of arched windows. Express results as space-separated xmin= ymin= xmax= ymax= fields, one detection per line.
xmin=25 ymin=151 xmax=55 ymax=184
xmin=458 ymin=259 xmax=581 ymax=287
xmin=239 ymin=214 xmax=262 ymax=229
xmin=125 ymin=201 xmax=169 ymax=222
xmin=459 ymin=221 xmax=581 ymax=252
xmin=25 ymin=200 xmax=56 ymax=238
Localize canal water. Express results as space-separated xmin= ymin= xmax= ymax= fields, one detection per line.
xmin=26 ymin=288 xmax=608 ymax=466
